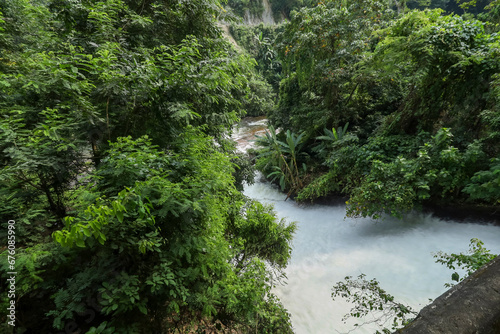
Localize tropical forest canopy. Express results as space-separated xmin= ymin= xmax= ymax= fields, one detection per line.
xmin=233 ymin=0 xmax=500 ymax=219
xmin=0 ymin=0 xmax=499 ymax=332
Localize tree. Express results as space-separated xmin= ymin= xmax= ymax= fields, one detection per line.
xmin=372 ymin=10 xmax=500 ymax=144
xmin=48 ymin=135 xmax=296 ymax=333
xmin=332 ymin=274 xmax=417 ymax=333
xmin=273 ymin=0 xmax=395 ymax=135
xmin=254 ymin=125 xmax=309 ymax=197
xmin=346 ymin=128 xmax=484 ymax=219
xmin=0 ymin=0 xmax=296 ymax=332
xmin=272 ymin=9 xmax=500 ymax=215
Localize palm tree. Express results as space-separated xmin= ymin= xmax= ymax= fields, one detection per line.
xmin=255 ymin=126 xmax=308 ymax=198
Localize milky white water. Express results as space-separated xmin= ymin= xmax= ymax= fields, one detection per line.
xmin=234 ymin=117 xmax=500 ymax=334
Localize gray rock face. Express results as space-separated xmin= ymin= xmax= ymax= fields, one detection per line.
xmin=396 ymin=255 xmax=500 ymax=334
xmin=243 ymin=0 xmax=275 ymax=25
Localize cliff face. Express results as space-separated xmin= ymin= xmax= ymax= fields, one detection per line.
xmin=396 ymin=255 xmax=500 ymax=334
xmin=242 ymin=0 xmax=277 ymax=25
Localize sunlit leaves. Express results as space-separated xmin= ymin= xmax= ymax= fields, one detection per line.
xmin=228 ymin=200 xmax=297 ymax=270
xmin=50 ymin=133 xmax=294 ymax=331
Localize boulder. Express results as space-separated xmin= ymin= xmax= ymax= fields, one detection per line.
xmin=396 ymin=255 xmax=500 ymax=334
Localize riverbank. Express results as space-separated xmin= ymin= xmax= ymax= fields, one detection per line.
xmin=421 ymin=202 xmax=500 ymax=225
xmin=238 ymin=116 xmax=500 ymax=226
xmin=293 ymin=192 xmax=500 ymax=225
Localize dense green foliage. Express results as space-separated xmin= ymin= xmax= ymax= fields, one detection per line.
xmin=273 ymin=0 xmax=395 ymax=135
xmin=230 ymin=24 xmax=284 ymax=92
xmin=254 ymin=125 xmax=309 ymax=197
xmin=254 ymin=0 xmax=500 ymax=218
xmin=226 ymin=0 xmax=496 ymax=22
xmin=0 ymin=0 xmax=296 ymax=332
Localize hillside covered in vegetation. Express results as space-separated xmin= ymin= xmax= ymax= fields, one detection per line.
xmin=230 ymin=0 xmax=500 ymax=220
xmin=0 ymin=0 xmax=295 ymax=332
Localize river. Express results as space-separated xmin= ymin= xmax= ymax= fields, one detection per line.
xmin=233 ymin=117 xmax=500 ymax=334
